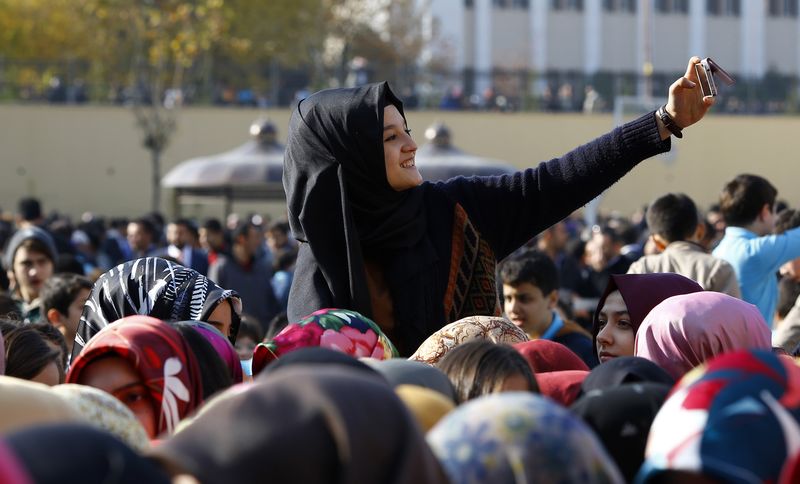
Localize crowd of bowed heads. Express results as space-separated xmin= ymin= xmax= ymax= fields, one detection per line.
xmin=2 ymin=58 xmax=800 ymax=483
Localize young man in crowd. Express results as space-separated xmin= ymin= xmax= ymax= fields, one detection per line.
xmin=163 ymin=218 xmax=209 ymax=275
xmin=126 ymin=217 xmax=159 ymax=260
xmin=40 ymin=273 xmax=93 ymax=358
xmin=713 ymin=174 xmax=800 ymax=326
xmin=499 ymin=250 xmax=597 ymax=367
xmin=3 ymin=226 xmax=58 ymax=323
xmin=628 ymin=192 xmax=740 ymax=297
xmin=209 ymin=221 xmax=279 ymax=333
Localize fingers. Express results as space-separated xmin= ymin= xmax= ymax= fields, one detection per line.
xmin=703 ymin=96 xmax=715 ymax=106
xmin=684 ymin=56 xmax=702 ymax=78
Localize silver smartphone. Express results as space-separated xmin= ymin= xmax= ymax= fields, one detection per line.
xmin=694 ymin=58 xmax=735 ymax=97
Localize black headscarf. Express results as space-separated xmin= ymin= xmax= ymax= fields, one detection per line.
xmin=150 ymin=366 xmax=448 ymax=484
xmin=283 ymin=83 xmax=426 ymax=318
xmin=4 ymin=423 xmax=170 ymax=484
xmin=571 ymin=383 xmax=671 ymax=482
xmin=73 ymin=257 xmax=241 ymax=359
xmin=581 ymin=356 xmax=675 ymax=393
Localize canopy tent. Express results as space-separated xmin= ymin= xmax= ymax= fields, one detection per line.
xmin=162 ymin=119 xmax=285 ymax=216
xmin=414 ymin=123 xmax=517 ymax=180
xmin=163 ymin=120 xmax=517 ymax=217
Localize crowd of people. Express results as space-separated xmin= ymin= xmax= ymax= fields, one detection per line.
xmin=2 ymin=57 xmax=800 ymax=483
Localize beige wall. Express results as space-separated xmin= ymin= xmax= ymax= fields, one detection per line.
xmin=1 ymin=104 xmax=799 ymax=222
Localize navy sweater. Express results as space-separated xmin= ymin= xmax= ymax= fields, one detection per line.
xmin=289 ymin=112 xmax=670 ymax=354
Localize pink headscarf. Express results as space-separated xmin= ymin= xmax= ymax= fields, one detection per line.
xmin=634 ymin=292 xmax=771 ymax=379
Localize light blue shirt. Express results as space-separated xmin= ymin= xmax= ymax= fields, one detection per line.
xmin=713 ymin=226 xmax=800 ymax=326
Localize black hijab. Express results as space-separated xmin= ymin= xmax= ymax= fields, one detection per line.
xmin=73 ymin=257 xmax=241 ymax=359
xmin=571 ymin=383 xmax=671 ymax=482
xmin=283 ymin=83 xmax=426 ymax=319
xmin=4 ymin=423 xmax=170 ymax=484
xmin=581 ymin=356 xmax=675 ymax=393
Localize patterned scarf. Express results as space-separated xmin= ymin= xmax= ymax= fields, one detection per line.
xmin=67 ymin=316 xmax=204 ymax=436
xmin=73 ymin=257 xmax=241 ymax=359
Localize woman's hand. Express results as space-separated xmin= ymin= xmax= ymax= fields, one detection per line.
xmin=657 ymin=57 xmax=715 ymax=139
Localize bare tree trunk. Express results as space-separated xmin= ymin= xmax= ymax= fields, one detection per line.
xmin=151 ymin=146 xmax=161 ymax=212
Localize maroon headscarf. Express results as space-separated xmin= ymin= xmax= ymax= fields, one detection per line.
xmin=514 ymin=340 xmax=589 ymax=373
xmin=67 ymin=316 xmax=204 ymax=436
xmin=592 ymin=273 xmax=704 ymax=343
xmin=536 ymin=370 xmax=589 ymax=406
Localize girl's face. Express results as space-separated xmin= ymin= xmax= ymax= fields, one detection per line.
xmin=77 ymin=355 xmax=158 ymax=438
xmin=596 ymin=290 xmax=635 ymax=363
xmin=383 ymin=104 xmax=421 ymax=191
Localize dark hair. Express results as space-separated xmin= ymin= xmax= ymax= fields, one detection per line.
xmin=265 ymin=312 xmax=288 ymax=340
xmin=170 ymin=323 xmax=233 ymax=400
xmin=719 ymin=174 xmax=777 ymax=227
xmin=777 ymin=278 xmax=800 ymax=320
xmin=12 ymin=238 xmax=56 ymax=265
xmin=237 ymin=314 xmax=264 ymax=343
xmin=202 ymin=218 xmax=224 ymax=233
xmin=272 ymin=248 xmax=297 ymax=273
xmin=18 ymin=197 xmax=42 ymax=221
xmin=30 ymin=322 xmax=68 ymax=371
xmin=646 ymin=193 xmax=699 ymax=243
xmin=130 ymin=217 xmax=157 ymax=238
xmin=174 ymin=218 xmax=200 ymax=240
xmin=0 ymin=294 xmax=22 ymax=320
xmin=436 ymin=340 xmax=538 ymax=404
xmin=232 ymin=221 xmax=259 ymax=242
xmin=498 ymin=250 xmax=559 ymax=295
xmin=0 ymin=317 xmax=20 ymax=335
xmin=775 ymin=208 xmax=800 ymax=235
xmin=39 ymin=273 xmax=93 ymax=317
xmin=4 ymin=326 xmax=64 ymax=383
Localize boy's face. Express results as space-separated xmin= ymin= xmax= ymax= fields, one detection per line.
xmin=503 ymin=282 xmax=556 ymax=336
xmin=63 ymin=288 xmax=91 ymax=339
xmin=11 ymin=246 xmax=54 ymax=302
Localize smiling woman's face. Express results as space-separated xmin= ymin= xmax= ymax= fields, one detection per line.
xmin=383 ymin=104 xmax=421 ymax=191
xmin=596 ymin=290 xmax=635 ymax=363
xmin=77 ymin=355 xmax=158 ymax=438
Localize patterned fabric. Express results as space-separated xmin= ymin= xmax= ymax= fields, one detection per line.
xmin=251 ymin=308 xmax=398 ymax=375
xmin=173 ymin=320 xmax=243 ymax=384
xmin=52 ymin=384 xmax=150 ymax=453
xmin=635 ymin=292 xmax=772 ymax=379
xmin=409 ymin=315 xmax=529 ymax=365
xmin=443 ymin=204 xmax=501 ymax=323
xmin=514 ymin=339 xmax=590 ymax=373
xmin=0 ymin=331 xmax=4 ymax=375
xmin=427 ymin=392 xmax=624 ymax=484
xmin=637 ymin=349 xmax=800 ymax=483
xmin=67 ymin=316 xmax=204 ymax=436
xmin=73 ymin=257 xmax=241 ymax=359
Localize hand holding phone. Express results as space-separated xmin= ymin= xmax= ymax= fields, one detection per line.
xmin=694 ymin=58 xmax=735 ymax=97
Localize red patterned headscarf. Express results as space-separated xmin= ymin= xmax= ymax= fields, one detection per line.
xmin=67 ymin=316 xmax=204 ymax=436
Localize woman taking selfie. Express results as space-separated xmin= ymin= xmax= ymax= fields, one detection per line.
xmin=284 ymin=58 xmax=714 ymax=355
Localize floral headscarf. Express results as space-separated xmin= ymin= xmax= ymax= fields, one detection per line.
xmin=409 ymin=316 xmax=529 ymax=365
xmin=635 ymin=292 xmax=772 ymax=379
xmin=73 ymin=257 xmax=241 ymax=360
xmin=427 ymin=392 xmax=624 ymax=484
xmin=637 ymin=349 xmax=800 ymax=483
xmin=67 ymin=316 xmax=204 ymax=436
xmin=252 ymin=308 xmax=398 ymax=375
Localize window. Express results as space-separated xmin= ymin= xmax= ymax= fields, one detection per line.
xmin=465 ymin=0 xmax=474 ymax=8
xmin=603 ymin=0 xmax=636 ymax=13
xmin=707 ymin=0 xmax=741 ymax=16
xmin=656 ymin=0 xmax=689 ymax=14
xmin=494 ymin=0 xmax=529 ymax=8
xmin=769 ymin=0 xmax=798 ymax=17
xmin=552 ymin=0 xmax=584 ymax=11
